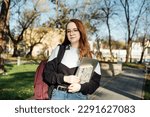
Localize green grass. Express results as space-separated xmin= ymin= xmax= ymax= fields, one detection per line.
xmin=0 ymin=63 xmax=38 ymax=100
xmin=144 ymin=75 xmax=150 ymax=100
xmin=123 ymin=62 xmax=145 ymax=69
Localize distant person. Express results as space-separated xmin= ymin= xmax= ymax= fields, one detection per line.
xmin=43 ymin=19 xmax=101 ymax=100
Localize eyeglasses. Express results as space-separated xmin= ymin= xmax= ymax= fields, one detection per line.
xmin=67 ymin=28 xmax=79 ymax=34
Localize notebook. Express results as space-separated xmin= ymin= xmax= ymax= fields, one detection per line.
xmin=75 ymin=57 xmax=99 ymax=83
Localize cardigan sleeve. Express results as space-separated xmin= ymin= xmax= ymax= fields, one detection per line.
xmin=43 ymin=46 xmax=65 ymax=85
xmin=79 ymin=62 xmax=101 ymax=95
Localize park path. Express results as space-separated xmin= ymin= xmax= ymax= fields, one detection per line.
xmin=89 ymin=67 xmax=145 ymax=100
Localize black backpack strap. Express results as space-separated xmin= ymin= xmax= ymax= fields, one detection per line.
xmin=47 ymin=45 xmax=66 ymax=99
xmin=57 ymin=44 xmax=66 ymax=63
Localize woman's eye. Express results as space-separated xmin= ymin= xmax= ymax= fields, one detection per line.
xmin=67 ymin=29 xmax=79 ymax=33
xmin=67 ymin=30 xmax=71 ymax=33
xmin=74 ymin=29 xmax=78 ymax=32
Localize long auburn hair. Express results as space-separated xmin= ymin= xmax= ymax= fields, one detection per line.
xmin=62 ymin=19 xmax=92 ymax=59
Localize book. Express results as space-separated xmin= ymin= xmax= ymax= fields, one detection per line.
xmin=75 ymin=57 xmax=99 ymax=84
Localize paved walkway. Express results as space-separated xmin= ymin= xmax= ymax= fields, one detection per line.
xmin=89 ymin=66 xmax=145 ymax=100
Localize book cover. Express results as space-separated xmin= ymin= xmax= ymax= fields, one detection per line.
xmin=75 ymin=57 xmax=99 ymax=84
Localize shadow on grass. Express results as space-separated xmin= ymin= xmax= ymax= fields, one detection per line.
xmin=0 ymin=71 xmax=35 ymax=100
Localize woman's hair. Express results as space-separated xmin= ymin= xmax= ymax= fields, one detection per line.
xmin=62 ymin=19 xmax=92 ymax=59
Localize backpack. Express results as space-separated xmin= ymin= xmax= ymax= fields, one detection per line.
xmin=34 ymin=45 xmax=66 ymax=100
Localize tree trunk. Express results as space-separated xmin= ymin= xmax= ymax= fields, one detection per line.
xmin=139 ymin=47 xmax=146 ymax=63
xmin=12 ymin=43 xmax=20 ymax=57
xmin=26 ymin=46 xmax=34 ymax=58
xmin=108 ymin=24 xmax=114 ymax=61
xmin=0 ymin=0 xmax=10 ymax=48
xmin=106 ymin=17 xmax=114 ymax=61
xmin=125 ymin=39 xmax=132 ymax=63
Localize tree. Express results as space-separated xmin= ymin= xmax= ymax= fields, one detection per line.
xmin=120 ymin=0 xmax=146 ymax=62
xmin=49 ymin=0 xmax=105 ymax=35
xmin=101 ymin=0 xmax=117 ymax=61
xmin=137 ymin=2 xmax=150 ymax=63
xmin=50 ymin=0 xmax=70 ymax=29
xmin=0 ymin=0 xmax=10 ymax=49
xmin=7 ymin=9 xmax=40 ymax=57
xmin=24 ymin=27 xmax=48 ymax=58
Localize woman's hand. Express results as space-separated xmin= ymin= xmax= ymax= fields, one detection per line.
xmin=68 ymin=83 xmax=81 ymax=93
xmin=64 ymin=75 xmax=80 ymax=84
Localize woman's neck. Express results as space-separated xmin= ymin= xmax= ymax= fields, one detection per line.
xmin=71 ymin=42 xmax=79 ymax=48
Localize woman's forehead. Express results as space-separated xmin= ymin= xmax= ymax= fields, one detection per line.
xmin=67 ymin=22 xmax=77 ymax=29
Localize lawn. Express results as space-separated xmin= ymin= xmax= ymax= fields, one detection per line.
xmin=1 ymin=62 xmax=150 ymax=100
xmin=144 ymin=75 xmax=150 ymax=100
xmin=0 ymin=63 xmax=38 ymax=100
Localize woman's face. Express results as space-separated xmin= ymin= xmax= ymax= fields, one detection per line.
xmin=66 ymin=22 xmax=80 ymax=47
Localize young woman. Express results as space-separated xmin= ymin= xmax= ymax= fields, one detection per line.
xmin=43 ymin=19 xmax=101 ymax=100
